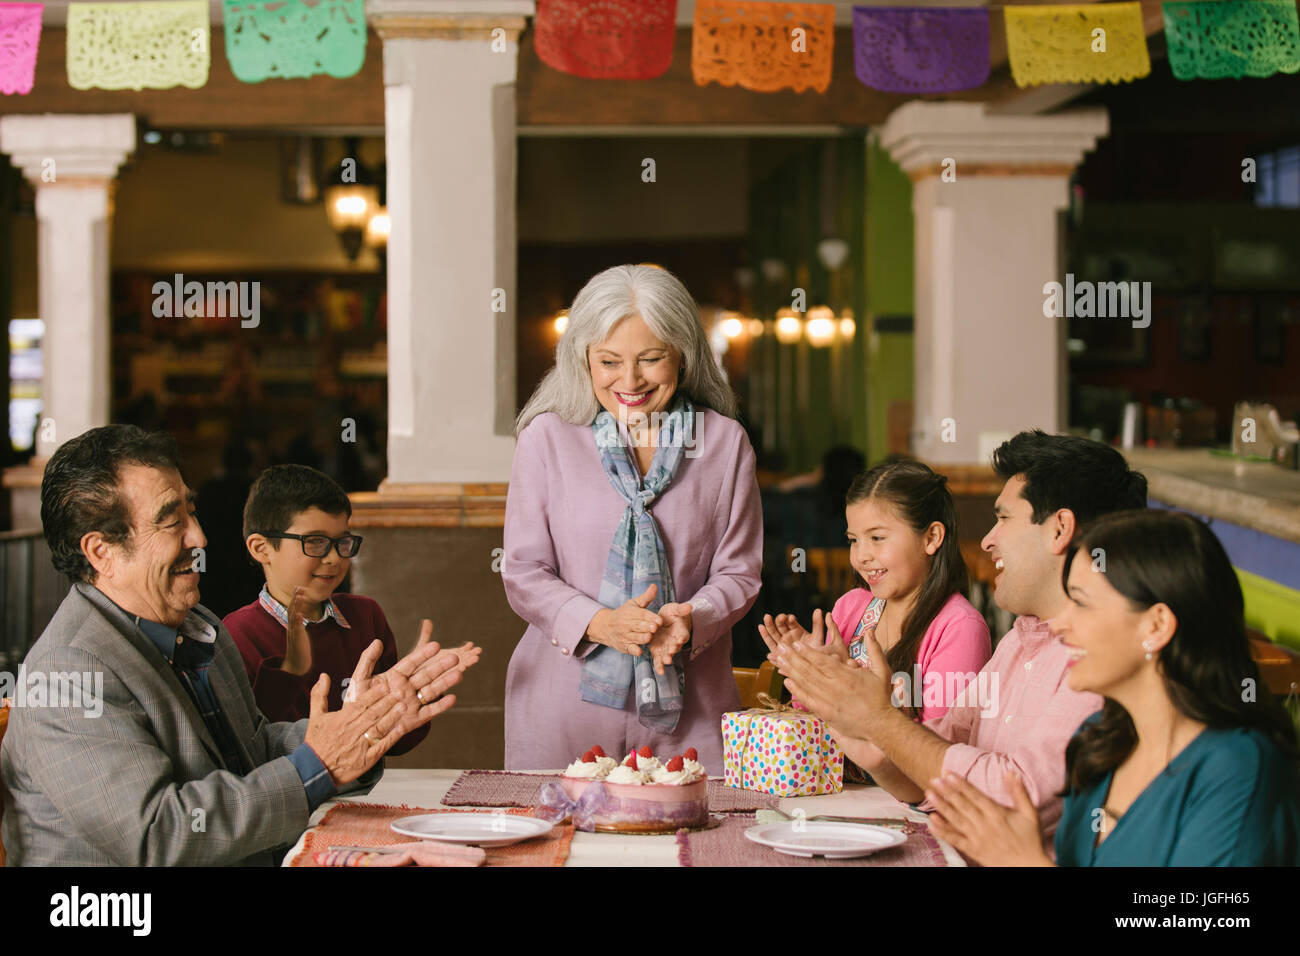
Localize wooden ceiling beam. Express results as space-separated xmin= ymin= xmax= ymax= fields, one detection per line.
xmin=1 ymin=29 xmax=387 ymax=130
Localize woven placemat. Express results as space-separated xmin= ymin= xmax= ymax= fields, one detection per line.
xmin=676 ymin=813 xmax=949 ymax=867
xmin=440 ymin=770 xmax=557 ymax=808
xmin=440 ymin=770 xmax=777 ymax=814
xmin=290 ymin=802 xmax=573 ymax=867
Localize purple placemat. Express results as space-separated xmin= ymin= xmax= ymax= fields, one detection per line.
xmin=677 ymin=813 xmax=949 ymax=867
xmin=441 ymin=771 xmax=556 ymax=807
xmin=708 ymin=783 xmax=777 ymax=814
xmin=441 ymin=771 xmax=776 ymax=814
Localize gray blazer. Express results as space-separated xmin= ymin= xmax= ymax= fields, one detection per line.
xmin=2 ymin=583 xmax=319 ymax=866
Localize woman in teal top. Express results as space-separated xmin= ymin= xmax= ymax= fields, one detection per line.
xmin=1053 ymin=722 xmax=1299 ymax=865
xmin=926 ymin=509 xmax=1300 ymax=866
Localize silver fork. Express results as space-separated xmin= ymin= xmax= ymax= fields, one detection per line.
xmin=763 ymin=807 xmax=909 ymax=829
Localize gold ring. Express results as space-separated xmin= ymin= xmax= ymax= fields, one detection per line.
xmin=416 ymin=688 xmax=427 ymax=704
xmin=363 ymin=730 xmax=377 ymax=744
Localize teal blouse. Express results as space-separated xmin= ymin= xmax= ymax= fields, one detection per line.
xmin=1055 ymin=722 xmax=1300 ymax=866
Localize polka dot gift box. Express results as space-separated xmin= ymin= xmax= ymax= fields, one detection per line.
xmin=721 ymin=697 xmax=844 ymax=797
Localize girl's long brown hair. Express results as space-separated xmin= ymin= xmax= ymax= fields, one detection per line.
xmin=846 ymin=459 xmax=969 ymax=717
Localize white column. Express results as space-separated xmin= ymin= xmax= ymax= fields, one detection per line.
xmin=877 ymin=103 xmax=1108 ymax=465
xmin=0 ymin=114 xmax=136 ymax=457
xmin=371 ymin=1 xmax=533 ymax=485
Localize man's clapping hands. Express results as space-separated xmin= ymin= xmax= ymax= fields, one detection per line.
xmin=304 ymin=616 xmax=481 ymax=785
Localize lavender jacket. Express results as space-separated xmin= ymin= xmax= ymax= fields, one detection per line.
xmin=502 ymin=408 xmax=762 ymax=774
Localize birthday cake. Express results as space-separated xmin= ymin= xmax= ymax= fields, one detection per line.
xmin=558 ymin=745 xmax=709 ymax=833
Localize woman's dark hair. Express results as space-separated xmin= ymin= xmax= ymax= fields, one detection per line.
xmin=40 ymin=424 xmax=183 ymax=584
xmin=845 ymin=458 xmax=969 ymax=716
xmin=992 ymin=429 xmax=1148 ymax=528
xmin=242 ymin=464 xmax=352 ymax=544
xmin=1063 ymin=510 xmax=1299 ymax=794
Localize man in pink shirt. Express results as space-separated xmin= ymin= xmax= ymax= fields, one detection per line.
xmin=771 ymin=431 xmax=1148 ymax=846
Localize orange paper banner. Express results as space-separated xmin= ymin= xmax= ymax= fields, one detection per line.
xmin=692 ymin=0 xmax=834 ymax=94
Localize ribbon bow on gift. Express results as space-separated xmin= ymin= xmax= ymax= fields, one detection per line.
xmin=750 ymin=691 xmax=792 ymax=713
xmin=535 ymin=781 xmax=617 ymax=832
xmin=733 ymin=692 xmax=802 ymax=772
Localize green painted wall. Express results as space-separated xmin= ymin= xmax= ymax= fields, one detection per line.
xmin=1238 ymin=568 xmax=1300 ymax=652
xmin=747 ymin=138 xmax=867 ymax=473
xmin=863 ymin=135 xmax=915 ymax=466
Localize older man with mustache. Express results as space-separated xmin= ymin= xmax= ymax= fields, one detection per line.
xmin=1 ymin=425 xmax=478 ymax=866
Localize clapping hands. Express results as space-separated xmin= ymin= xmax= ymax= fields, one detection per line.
xmin=304 ymin=618 xmax=481 ymax=785
xmin=279 ymin=587 xmax=315 ymax=676
xmin=758 ymin=608 xmax=850 ymax=663
xmin=926 ymin=772 xmax=1054 ymax=867
xmin=648 ymin=602 xmax=692 ymax=675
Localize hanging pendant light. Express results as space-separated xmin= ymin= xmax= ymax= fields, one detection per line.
xmin=774 ymin=307 xmax=803 ymax=345
xmin=325 ymin=136 xmax=379 ymax=263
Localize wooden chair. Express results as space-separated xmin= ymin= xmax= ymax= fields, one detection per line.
xmin=1247 ymin=631 xmax=1300 ymax=698
xmin=788 ymin=546 xmax=856 ymax=601
xmin=959 ymin=539 xmax=997 ymax=586
xmin=0 ymin=699 xmax=9 ymax=867
xmin=732 ymin=661 xmax=784 ymax=710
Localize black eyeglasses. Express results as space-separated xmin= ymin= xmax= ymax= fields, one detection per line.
xmin=259 ymin=532 xmax=363 ymax=558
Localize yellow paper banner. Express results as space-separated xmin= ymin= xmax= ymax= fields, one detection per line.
xmin=1005 ymin=2 xmax=1150 ymax=88
xmin=67 ymin=0 xmax=210 ymax=91
xmin=692 ymin=0 xmax=835 ymax=94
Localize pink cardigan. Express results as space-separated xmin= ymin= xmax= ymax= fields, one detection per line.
xmin=830 ymin=589 xmax=991 ymax=722
xmin=500 ymin=409 xmax=763 ymax=773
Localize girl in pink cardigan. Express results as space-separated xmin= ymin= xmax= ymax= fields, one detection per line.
xmin=761 ymin=459 xmax=991 ymax=724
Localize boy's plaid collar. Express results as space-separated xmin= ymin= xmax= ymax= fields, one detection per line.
xmin=258 ymin=584 xmax=351 ymax=630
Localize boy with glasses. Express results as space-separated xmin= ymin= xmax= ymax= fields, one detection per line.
xmin=224 ymin=464 xmax=431 ymax=755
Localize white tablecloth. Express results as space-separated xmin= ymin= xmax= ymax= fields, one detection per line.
xmin=284 ymin=769 xmax=966 ymax=867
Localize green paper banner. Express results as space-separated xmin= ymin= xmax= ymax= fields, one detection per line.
xmin=1163 ymin=0 xmax=1300 ymax=80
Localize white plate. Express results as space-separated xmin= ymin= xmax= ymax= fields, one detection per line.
xmin=390 ymin=813 xmax=554 ymax=847
xmin=743 ymin=821 xmax=908 ymax=859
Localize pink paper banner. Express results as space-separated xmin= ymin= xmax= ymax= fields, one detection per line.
xmin=0 ymin=2 xmax=42 ymax=95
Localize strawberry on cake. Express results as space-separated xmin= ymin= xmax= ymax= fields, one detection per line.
xmin=650 ymin=748 xmax=706 ymax=785
xmin=563 ymin=745 xmax=617 ymax=780
xmin=630 ymin=744 xmax=662 ymax=775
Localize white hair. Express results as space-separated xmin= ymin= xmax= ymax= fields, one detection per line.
xmin=516 ymin=264 xmax=739 ymax=433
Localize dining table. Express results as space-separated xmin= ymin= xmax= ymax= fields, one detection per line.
xmin=283 ymin=769 xmax=967 ymax=867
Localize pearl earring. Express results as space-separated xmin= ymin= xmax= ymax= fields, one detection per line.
xmin=1142 ymin=639 xmax=1156 ymax=661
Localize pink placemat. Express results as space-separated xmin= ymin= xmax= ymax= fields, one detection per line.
xmin=677 ymin=814 xmax=949 ymax=867
xmin=441 ymin=770 xmax=777 ymax=814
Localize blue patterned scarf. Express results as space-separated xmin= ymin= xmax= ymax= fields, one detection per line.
xmin=578 ymin=396 xmax=693 ymax=732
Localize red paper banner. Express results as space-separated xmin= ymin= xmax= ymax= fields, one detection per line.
xmin=535 ymin=0 xmax=676 ymax=80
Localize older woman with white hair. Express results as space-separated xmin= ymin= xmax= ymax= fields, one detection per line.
xmin=502 ymin=264 xmax=762 ymax=772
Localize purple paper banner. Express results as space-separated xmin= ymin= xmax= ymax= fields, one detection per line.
xmin=852 ymin=5 xmax=989 ymax=94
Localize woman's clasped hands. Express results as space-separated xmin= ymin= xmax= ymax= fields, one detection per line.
xmin=587 ymin=583 xmax=693 ymax=674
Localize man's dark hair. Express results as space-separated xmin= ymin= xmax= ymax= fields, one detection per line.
xmin=41 ymin=425 xmax=183 ymax=584
xmin=992 ymin=429 xmax=1148 ymax=527
xmin=242 ymin=464 xmax=352 ymax=545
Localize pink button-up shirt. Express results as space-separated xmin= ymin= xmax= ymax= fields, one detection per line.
xmin=921 ymin=615 xmax=1102 ymax=844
